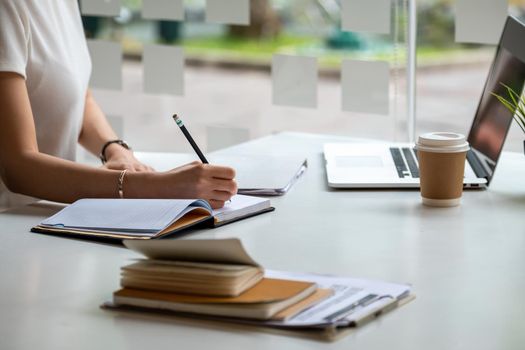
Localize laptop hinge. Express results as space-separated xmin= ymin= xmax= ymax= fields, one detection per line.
xmin=467 ymin=150 xmax=489 ymax=179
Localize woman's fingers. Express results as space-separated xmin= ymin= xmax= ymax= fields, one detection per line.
xmin=211 ymin=178 xmax=238 ymax=195
xmin=206 ymin=164 xmax=236 ymax=180
xmin=209 ymin=190 xmax=234 ymax=202
xmin=164 ymin=162 xmax=237 ymax=204
xmin=208 ymin=199 xmax=226 ymax=209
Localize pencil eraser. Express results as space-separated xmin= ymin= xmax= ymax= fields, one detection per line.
xmin=80 ymin=0 xmax=121 ymax=17
xmin=341 ymin=60 xmax=390 ymax=115
xmin=341 ymin=0 xmax=391 ymax=34
xmin=87 ymin=40 xmax=122 ymax=90
xmin=206 ymin=0 xmax=250 ymax=26
xmin=143 ymin=44 xmax=184 ymax=96
xmin=206 ymin=126 xmax=250 ymax=152
xmin=142 ymin=0 xmax=184 ymax=21
xmin=455 ymin=0 xmax=507 ymax=44
xmin=272 ymin=54 xmax=318 ymax=109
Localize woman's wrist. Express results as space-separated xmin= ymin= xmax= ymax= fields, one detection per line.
xmin=104 ymin=142 xmax=133 ymax=161
xmin=124 ymin=170 xmax=164 ymax=198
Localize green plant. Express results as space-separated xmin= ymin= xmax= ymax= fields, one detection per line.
xmin=491 ymin=83 xmax=525 ymax=134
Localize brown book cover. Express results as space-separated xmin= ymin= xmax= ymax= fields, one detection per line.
xmin=113 ymin=278 xmax=318 ymax=320
xmin=115 ymin=278 xmax=314 ymax=304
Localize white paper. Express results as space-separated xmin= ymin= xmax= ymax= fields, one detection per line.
xmin=212 ymin=195 xmax=270 ymax=223
xmin=342 ymin=59 xmax=390 ymax=115
xmin=206 ymin=126 xmax=250 ymax=151
xmin=87 ymin=40 xmax=122 ymax=90
xmin=455 ymin=0 xmax=508 ymax=45
xmin=263 ymin=270 xmax=411 ymax=327
xmin=142 ymin=0 xmax=184 ymax=21
xmin=207 ymin=154 xmax=307 ymax=195
xmin=80 ymin=0 xmax=121 ymax=17
xmin=341 ymin=0 xmax=391 ymax=34
xmin=272 ymin=54 xmax=318 ymax=108
xmin=206 ymin=0 xmax=250 ymax=25
xmin=124 ymin=238 xmax=260 ymax=266
xmin=143 ymin=44 xmax=184 ymax=95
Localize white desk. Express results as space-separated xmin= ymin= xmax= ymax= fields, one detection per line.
xmin=1 ymin=132 xmax=525 ymax=350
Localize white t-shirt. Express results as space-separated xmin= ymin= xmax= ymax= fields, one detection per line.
xmin=0 ymin=0 xmax=91 ymax=209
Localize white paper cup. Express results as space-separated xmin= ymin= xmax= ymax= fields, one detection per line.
xmin=415 ymin=132 xmax=470 ymax=207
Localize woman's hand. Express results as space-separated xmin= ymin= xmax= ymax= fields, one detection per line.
xmin=102 ymin=144 xmax=154 ymax=172
xmin=121 ymin=161 xmax=237 ymax=208
xmin=161 ymin=161 xmax=237 ymax=209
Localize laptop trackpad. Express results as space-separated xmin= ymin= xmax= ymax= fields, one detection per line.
xmin=335 ymin=156 xmax=384 ymax=168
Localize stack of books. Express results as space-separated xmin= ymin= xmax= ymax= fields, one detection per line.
xmin=104 ymin=239 xmax=414 ymax=340
xmin=111 ymin=239 xmax=331 ymax=321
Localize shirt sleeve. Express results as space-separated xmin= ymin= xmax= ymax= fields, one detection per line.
xmin=0 ymin=0 xmax=29 ymax=79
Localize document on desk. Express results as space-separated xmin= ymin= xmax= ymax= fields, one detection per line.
xmin=210 ymin=154 xmax=307 ymax=196
xmin=136 ymin=153 xmax=308 ymax=196
xmin=102 ymin=266 xmax=413 ymax=337
xmin=133 ymin=269 xmax=413 ymax=330
xmin=257 ymin=270 xmax=411 ymax=328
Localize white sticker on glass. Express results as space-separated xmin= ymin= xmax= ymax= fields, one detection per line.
xmin=143 ymin=44 xmax=184 ymax=95
xmin=80 ymin=0 xmax=121 ymax=17
xmin=206 ymin=0 xmax=250 ymax=25
xmin=87 ymin=40 xmax=122 ymax=90
xmin=455 ymin=0 xmax=508 ymax=44
xmin=342 ymin=60 xmax=390 ymax=115
xmin=272 ymin=54 xmax=318 ymax=109
xmin=142 ymin=0 xmax=184 ymax=21
xmin=341 ymin=0 xmax=391 ymax=34
xmin=107 ymin=115 xmax=124 ymax=139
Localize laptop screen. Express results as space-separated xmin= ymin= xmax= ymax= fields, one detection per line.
xmin=467 ymin=17 xmax=525 ymax=184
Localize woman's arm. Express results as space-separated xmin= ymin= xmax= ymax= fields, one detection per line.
xmin=78 ymin=89 xmax=153 ymax=171
xmin=0 ymin=73 xmax=236 ymax=208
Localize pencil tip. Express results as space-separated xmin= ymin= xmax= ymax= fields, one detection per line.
xmin=172 ymin=114 xmax=178 ymax=120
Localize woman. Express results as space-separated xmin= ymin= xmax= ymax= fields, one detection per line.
xmin=0 ymin=1 xmax=237 ymax=209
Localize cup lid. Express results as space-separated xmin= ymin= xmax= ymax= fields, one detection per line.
xmin=415 ymin=132 xmax=470 ymax=153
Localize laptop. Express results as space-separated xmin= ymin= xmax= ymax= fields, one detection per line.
xmin=324 ymin=16 xmax=525 ymax=189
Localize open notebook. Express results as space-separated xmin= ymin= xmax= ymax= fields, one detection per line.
xmin=31 ymin=195 xmax=274 ymax=241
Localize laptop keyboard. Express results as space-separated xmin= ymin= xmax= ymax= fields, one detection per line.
xmin=389 ymin=147 xmax=419 ymax=178
xmin=402 ymin=148 xmax=419 ymax=178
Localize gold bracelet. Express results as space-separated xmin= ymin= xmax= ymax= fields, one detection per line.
xmin=118 ymin=169 xmax=127 ymax=199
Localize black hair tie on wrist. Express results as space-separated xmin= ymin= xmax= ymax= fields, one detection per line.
xmin=100 ymin=139 xmax=131 ymax=164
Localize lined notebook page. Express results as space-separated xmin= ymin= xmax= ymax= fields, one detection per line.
xmin=41 ymin=199 xmax=211 ymax=232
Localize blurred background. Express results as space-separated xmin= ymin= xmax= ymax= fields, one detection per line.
xmin=79 ymin=0 xmax=525 ymax=157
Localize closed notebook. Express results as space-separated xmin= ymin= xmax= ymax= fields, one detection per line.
xmin=113 ymin=278 xmax=318 ymax=320
xmin=121 ymin=261 xmax=265 ymax=297
xmin=122 ymin=239 xmax=264 ymax=297
xmin=120 ymin=238 xmax=267 ymax=297
xmin=31 ymin=195 xmax=274 ymax=241
xmin=112 ymin=239 xmax=322 ymax=320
